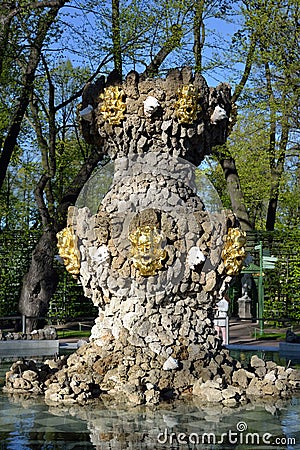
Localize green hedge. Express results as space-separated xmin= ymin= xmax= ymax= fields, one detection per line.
xmin=0 ymin=230 xmax=97 ymax=322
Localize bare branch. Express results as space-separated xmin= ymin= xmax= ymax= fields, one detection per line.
xmin=1 ymin=1 xmax=68 ymax=25
xmin=54 ymin=53 xmax=114 ymax=112
xmin=141 ymin=25 xmax=183 ymax=79
xmin=232 ymin=32 xmax=257 ymax=104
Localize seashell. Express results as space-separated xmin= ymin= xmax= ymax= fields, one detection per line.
xmin=89 ymin=245 xmax=110 ymax=265
xmin=79 ymin=104 xmax=94 ymax=123
xmin=143 ymin=96 xmax=160 ymax=116
xmin=210 ymin=105 xmax=228 ymax=124
xmin=187 ymin=246 xmax=206 ymax=270
xmin=163 ymin=356 xmax=179 ymax=371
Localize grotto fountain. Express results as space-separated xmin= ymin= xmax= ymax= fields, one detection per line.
xmin=4 ymin=68 xmax=300 ymax=406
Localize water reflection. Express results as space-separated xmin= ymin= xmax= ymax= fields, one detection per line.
xmin=1 ymin=389 xmax=300 ymax=449
xmin=1 ymin=357 xmax=300 ymax=449
xmin=0 ymin=392 xmax=94 ymax=449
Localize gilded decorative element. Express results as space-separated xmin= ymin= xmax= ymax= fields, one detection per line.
xmin=222 ymin=227 xmax=246 ymax=276
xmin=57 ymin=226 xmax=81 ymax=275
xmin=98 ymin=86 xmax=126 ymax=125
xmin=129 ymin=225 xmax=167 ymax=276
xmin=174 ymin=84 xmax=200 ymax=124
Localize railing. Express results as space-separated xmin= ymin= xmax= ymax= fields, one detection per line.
xmin=0 ymin=315 xmax=95 ymax=335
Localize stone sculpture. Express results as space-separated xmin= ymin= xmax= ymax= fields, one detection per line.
xmin=238 ymin=273 xmax=253 ymax=319
xmin=6 ymin=67 xmax=300 ymax=405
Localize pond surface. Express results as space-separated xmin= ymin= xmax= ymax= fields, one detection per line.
xmin=1 ymin=357 xmax=300 ymax=449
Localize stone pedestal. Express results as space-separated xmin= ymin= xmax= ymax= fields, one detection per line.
xmin=238 ymin=294 xmax=252 ymax=319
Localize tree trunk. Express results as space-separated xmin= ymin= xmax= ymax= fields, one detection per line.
xmin=19 ymin=229 xmax=58 ymax=332
xmin=219 ymin=156 xmax=253 ymax=231
xmin=112 ymin=0 xmax=122 ymax=77
xmin=215 ymin=32 xmax=257 ymax=231
xmin=265 ymin=157 xmax=285 ymax=231
xmin=193 ymin=0 xmax=205 ymax=73
xmin=18 ymin=150 xmax=106 ymax=330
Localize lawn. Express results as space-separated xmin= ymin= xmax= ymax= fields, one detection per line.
xmin=56 ymin=330 xmax=91 ymax=339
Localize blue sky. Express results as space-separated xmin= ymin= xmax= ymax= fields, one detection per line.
xmin=52 ymin=1 xmax=245 ymax=89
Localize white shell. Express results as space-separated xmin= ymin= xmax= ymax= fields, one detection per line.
xmin=89 ymin=245 xmax=110 ymax=265
xmin=210 ymin=105 xmax=228 ymax=124
xmin=187 ymin=246 xmax=205 ymax=270
xmin=80 ymin=104 xmax=94 ymax=123
xmin=163 ymin=356 xmax=179 ymax=371
xmin=143 ymin=96 xmax=160 ymax=116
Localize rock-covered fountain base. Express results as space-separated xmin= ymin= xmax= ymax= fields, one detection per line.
xmin=4 ymin=341 xmax=300 ymax=406
xmin=4 ymin=67 xmax=300 ymax=406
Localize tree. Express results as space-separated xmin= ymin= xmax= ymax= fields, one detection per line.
xmin=0 ymin=0 xmax=69 ymax=191
xmin=227 ymin=0 xmax=299 ymax=231
xmin=200 ymin=0 xmax=300 ymax=232
xmin=17 ymin=58 xmax=106 ymax=331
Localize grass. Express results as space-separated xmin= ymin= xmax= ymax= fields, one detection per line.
xmin=256 ymin=332 xmax=286 ymax=341
xmin=56 ymin=330 xmax=91 ymax=339
xmin=254 ymin=326 xmax=300 ymax=341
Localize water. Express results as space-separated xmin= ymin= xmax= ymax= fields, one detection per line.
xmin=1 ymin=358 xmax=300 ymax=449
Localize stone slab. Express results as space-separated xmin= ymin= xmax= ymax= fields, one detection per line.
xmin=0 ymin=340 xmax=59 ymax=358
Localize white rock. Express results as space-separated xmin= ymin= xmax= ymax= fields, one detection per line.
xmin=210 ymin=105 xmax=228 ymax=124
xmin=149 ymin=342 xmax=162 ymax=355
xmin=264 ymin=371 xmax=276 ymax=382
xmin=122 ymin=312 xmax=136 ymax=330
xmin=143 ymin=96 xmax=160 ymax=116
xmin=79 ymin=104 xmax=93 ymax=122
xmin=187 ymin=246 xmax=205 ymax=270
xmin=145 ymin=332 xmax=159 ymax=343
xmin=89 ymin=245 xmax=110 ymax=265
xmin=112 ymin=321 xmax=121 ymax=339
xmin=163 ymin=356 xmax=179 ymax=370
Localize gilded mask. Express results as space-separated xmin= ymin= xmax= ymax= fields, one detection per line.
xmin=129 ymin=225 xmax=167 ymax=276
xmin=222 ymin=227 xmax=246 ymax=275
xmin=174 ymin=84 xmax=200 ymax=124
xmin=98 ymin=86 xmax=126 ymax=125
xmin=56 ymin=226 xmax=81 ymax=275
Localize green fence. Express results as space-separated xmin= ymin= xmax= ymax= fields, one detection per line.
xmin=244 ymin=230 xmax=300 ymax=325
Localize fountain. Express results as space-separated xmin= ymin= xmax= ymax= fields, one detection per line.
xmin=4 ymin=68 xmax=300 ymax=406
